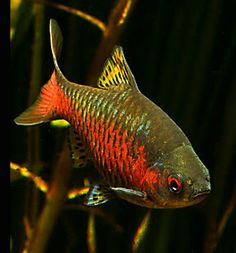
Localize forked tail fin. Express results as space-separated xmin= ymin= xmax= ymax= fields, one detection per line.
xmin=14 ymin=19 xmax=68 ymax=126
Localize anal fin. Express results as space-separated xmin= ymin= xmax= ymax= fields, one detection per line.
xmin=67 ymin=127 xmax=88 ymax=168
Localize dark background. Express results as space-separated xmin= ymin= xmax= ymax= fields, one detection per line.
xmin=11 ymin=0 xmax=236 ymax=252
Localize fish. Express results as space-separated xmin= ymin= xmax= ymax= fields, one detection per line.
xmin=14 ymin=19 xmax=211 ymax=209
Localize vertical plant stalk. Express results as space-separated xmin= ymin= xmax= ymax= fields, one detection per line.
xmin=25 ymin=0 xmax=45 ymax=233
xmin=27 ymin=138 xmax=72 ymax=253
xmin=217 ymin=185 xmax=236 ymax=238
xmin=183 ymin=0 xmax=221 ymax=129
xmin=132 ymin=210 xmax=151 ymax=253
xmin=203 ymin=74 xmax=236 ymax=253
xmin=87 ymin=214 xmax=96 ymax=253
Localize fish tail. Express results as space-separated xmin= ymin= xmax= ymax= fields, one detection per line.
xmin=15 ymin=19 xmax=68 ymax=126
xmin=14 ymin=71 xmax=60 ymax=126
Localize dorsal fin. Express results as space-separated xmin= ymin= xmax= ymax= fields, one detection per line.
xmin=49 ymin=19 xmax=69 ymax=84
xmin=97 ymin=46 xmax=139 ymax=91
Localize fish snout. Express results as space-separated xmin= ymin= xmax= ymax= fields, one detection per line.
xmin=191 ymin=178 xmax=211 ymax=201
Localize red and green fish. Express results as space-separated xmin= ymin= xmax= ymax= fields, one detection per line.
xmin=14 ymin=19 xmax=211 ymax=208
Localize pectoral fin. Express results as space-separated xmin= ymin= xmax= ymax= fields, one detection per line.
xmin=111 ymin=187 xmax=146 ymax=200
xmin=84 ymin=185 xmax=147 ymax=207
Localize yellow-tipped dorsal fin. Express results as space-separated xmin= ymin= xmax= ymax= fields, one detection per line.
xmin=97 ymin=46 xmax=139 ymax=91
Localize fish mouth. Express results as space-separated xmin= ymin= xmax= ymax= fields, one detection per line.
xmin=191 ymin=189 xmax=211 ymax=202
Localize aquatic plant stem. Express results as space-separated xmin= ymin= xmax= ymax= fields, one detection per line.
xmin=87 ymin=214 xmax=96 ymax=253
xmin=44 ymin=1 xmax=106 ymax=32
xmin=218 ymin=185 xmax=236 ymax=238
xmin=203 ymin=74 xmax=236 ymax=253
xmin=27 ymin=139 xmax=72 ymax=253
xmin=24 ymin=0 xmax=45 ymax=241
xmin=132 ymin=210 xmax=151 ymax=253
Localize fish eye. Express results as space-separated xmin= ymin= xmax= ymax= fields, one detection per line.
xmin=167 ymin=174 xmax=183 ymax=193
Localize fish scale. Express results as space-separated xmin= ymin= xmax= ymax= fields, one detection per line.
xmin=14 ymin=19 xmax=211 ymax=208
xmin=62 ymin=85 xmax=150 ymax=189
xmin=62 ymin=86 xmax=131 ymax=186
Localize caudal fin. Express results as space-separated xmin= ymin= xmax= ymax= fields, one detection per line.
xmin=14 ymin=19 xmax=68 ymax=126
